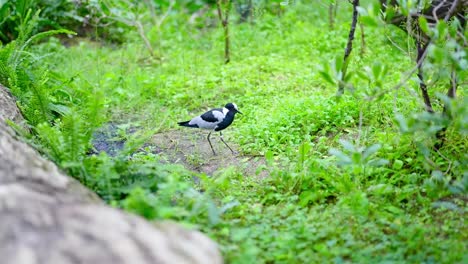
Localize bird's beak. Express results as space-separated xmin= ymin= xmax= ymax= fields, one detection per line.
xmin=237 ymin=110 xmax=243 ymax=115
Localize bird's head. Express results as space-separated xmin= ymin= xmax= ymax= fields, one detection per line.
xmin=225 ymin=103 xmax=242 ymax=114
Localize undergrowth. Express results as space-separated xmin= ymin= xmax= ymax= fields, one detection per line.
xmin=1 ymin=0 xmax=466 ymax=263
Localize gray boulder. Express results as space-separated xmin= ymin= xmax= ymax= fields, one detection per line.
xmin=0 ymin=84 xmax=223 ymax=264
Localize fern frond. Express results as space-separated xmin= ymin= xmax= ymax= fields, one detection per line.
xmin=19 ymin=28 xmax=76 ymax=54
xmin=35 ymin=122 xmax=64 ymax=162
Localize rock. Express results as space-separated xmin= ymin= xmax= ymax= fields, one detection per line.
xmin=0 ymin=85 xmax=23 ymax=123
xmin=0 ymin=84 xmax=223 ymax=264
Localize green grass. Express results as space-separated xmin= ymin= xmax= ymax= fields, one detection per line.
xmin=3 ymin=1 xmax=467 ymax=263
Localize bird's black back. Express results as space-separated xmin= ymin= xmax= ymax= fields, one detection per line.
xmin=200 ymin=108 xmax=224 ymax=123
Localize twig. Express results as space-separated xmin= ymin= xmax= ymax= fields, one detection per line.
xmin=156 ymin=0 xmax=175 ymax=29
xmin=435 ymin=149 xmax=453 ymax=174
xmin=416 ymin=39 xmax=433 ymax=113
xmin=135 ymin=21 xmax=154 ymax=57
xmin=143 ymin=0 xmax=158 ymax=25
xmin=383 ymin=26 xmax=409 ymax=54
xmin=442 ymin=0 xmax=460 ymax=22
xmin=366 ymin=43 xmax=432 ymax=101
xmin=357 ymin=105 xmax=363 ymax=145
xmin=103 ymin=0 xmax=156 ymax=57
xmin=359 ymin=21 xmax=366 ymax=55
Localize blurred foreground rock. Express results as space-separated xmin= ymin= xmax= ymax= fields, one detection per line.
xmin=0 ymin=84 xmax=223 ymax=264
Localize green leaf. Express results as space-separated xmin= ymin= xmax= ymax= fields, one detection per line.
xmin=436 ymin=21 xmax=448 ymax=39
xmin=431 ymin=170 xmax=444 ymax=183
xmin=368 ymin=158 xmax=389 ymax=167
xmin=219 ymin=200 xmax=240 ymax=214
xmin=343 ymin=71 xmax=353 ymax=82
xmin=48 ymin=103 xmax=71 ymax=116
xmin=334 ymin=55 xmax=343 ymax=72
xmin=384 ymin=205 xmax=403 ymax=215
xmin=360 ymin=16 xmax=378 ymax=27
xmin=356 ymin=6 xmax=367 ymax=16
xmin=356 ymin=70 xmax=371 ymax=81
xmin=207 ymin=201 xmax=220 ymax=226
xmin=21 ymin=28 xmax=76 ymax=51
xmin=339 ymin=139 xmax=356 ymax=152
xmin=384 ymin=6 xmax=396 ymax=22
xmin=298 ymin=141 xmax=311 ymax=160
xmin=371 ymin=62 xmax=382 ymax=80
xmin=318 ymin=70 xmax=335 ymax=85
xmin=329 ymin=148 xmax=352 ymax=165
xmin=395 ymin=113 xmax=408 ymax=133
xmin=418 ymin=16 xmax=429 ymax=35
xmin=265 ymin=149 xmax=274 ymax=164
xmin=362 ymin=143 xmax=381 ymax=160
xmin=392 ymin=159 xmax=404 ymax=170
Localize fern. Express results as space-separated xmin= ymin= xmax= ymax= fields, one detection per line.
xmin=25 ymin=71 xmax=52 ymax=125
xmin=35 ymin=122 xmax=64 ymax=161
xmin=0 ymin=5 xmax=77 ymax=126
xmin=35 ymin=110 xmax=92 ymax=178
xmin=0 ymin=43 xmax=17 ymax=87
xmin=0 ymin=4 xmax=108 ymax=192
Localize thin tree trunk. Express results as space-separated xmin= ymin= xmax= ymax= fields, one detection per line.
xmin=329 ymin=2 xmax=335 ymax=30
xmin=328 ymin=1 xmax=339 ymax=30
xmin=135 ymin=21 xmax=154 ymax=57
xmin=436 ymin=0 xmax=464 ymax=148
xmin=359 ymin=21 xmax=366 ymax=55
xmin=435 ymin=69 xmax=458 ymax=149
xmin=416 ymin=40 xmax=434 ymax=113
xmin=248 ymin=0 xmax=253 ymax=24
xmin=338 ymin=0 xmax=359 ymax=94
xmin=224 ymin=3 xmax=231 ymax=64
xmin=334 ymin=0 xmax=339 ymax=18
xmin=216 ymin=0 xmax=231 ymax=64
xmin=442 ymin=69 xmax=458 ymax=116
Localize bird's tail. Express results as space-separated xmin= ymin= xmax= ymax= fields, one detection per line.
xmin=178 ymin=121 xmax=197 ymax=128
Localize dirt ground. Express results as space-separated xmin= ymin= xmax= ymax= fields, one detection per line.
xmin=92 ymin=122 xmax=268 ymax=177
xmin=149 ymin=130 xmax=268 ymax=178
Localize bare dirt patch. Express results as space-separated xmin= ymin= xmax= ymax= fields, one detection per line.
xmin=150 ymin=130 xmax=268 ymax=177
xmin=91 ymin=122 xmax=267 ymax=178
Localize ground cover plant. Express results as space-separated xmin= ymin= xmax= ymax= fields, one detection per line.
xmin=0 ymin=0 xmax=466 ymax=263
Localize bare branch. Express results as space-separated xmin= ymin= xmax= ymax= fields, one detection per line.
xmin=156 ymin=0 xmax=175 ymax=29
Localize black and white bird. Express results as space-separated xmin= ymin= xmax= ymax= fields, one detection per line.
xmin=178 ymin=103 xmax=242 ymax=155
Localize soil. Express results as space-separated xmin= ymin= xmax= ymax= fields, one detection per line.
xmin=91 ymin=123 xmax=268 ymax=178
xmin=149 ymin=130 xmax=268 ymax=178
xmin=91 ymin=122 xmax=129 ymax=157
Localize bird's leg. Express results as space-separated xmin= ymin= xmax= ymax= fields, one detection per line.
xmin=207 ymin=132 xmax=216 ymax=155
xmin=219 ymin=131 xmax=235 ymax=154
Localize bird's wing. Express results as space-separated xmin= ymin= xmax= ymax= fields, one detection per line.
xmin=200 ymin=108 xmax=224 ymax=123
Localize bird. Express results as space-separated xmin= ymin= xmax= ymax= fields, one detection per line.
xmin=178 ymin=103 xmax=242 ymax=155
